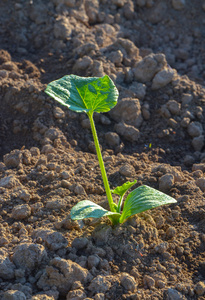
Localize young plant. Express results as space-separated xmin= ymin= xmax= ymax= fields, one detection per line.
xmin=45 ymin=74 xmax=176 ymax=225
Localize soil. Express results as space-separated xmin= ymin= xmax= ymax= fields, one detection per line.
xmin=0 ymin=0 xmax=205 ymax=299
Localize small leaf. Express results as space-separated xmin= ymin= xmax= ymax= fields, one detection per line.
xmin=45 ymin=74 xmax=119 ymax=114
xmin=111 ymin=180 xmax=137 ymax=197
xmin=71 ymin=200 xmax=121 ymax=220
xmin=120 ymin=185 xmax=177 ymax=223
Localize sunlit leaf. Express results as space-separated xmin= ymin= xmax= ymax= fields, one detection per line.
xmin=120 ymin=185 xmax=177 ymax=223
xmin=45 ymin=74 xmax=119 ymax=113
xmin=111 ymin=180 xmax=137 ymax=197
xmin=71 ymin=200 xmax=121 ymax=220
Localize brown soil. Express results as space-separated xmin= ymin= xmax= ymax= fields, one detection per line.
xmin=0 ymin=1 xmax=205 ymax=299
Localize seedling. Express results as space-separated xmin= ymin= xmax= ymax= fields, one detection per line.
xmin=45 ymin=75 xmax=176 ymax=225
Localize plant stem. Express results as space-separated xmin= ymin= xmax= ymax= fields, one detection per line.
xmin=117 ymin=195 xmax=123 ymax=213
xmin=88 ymin=112 xmax=115 ymax=212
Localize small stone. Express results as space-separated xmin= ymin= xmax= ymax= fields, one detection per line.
xmin=19 ymin=190 xmax=31 ymax=202
xmin=13 ymin=243 xmax=47 ymax=273
xmin=151 ymin=68 xmax=175 ymax=90
xmin=167 ymin=288 xmax=185 ymax=300
xmin=108 ymin=50 xmax=123 ymax=66
xmin=166 ymin=226 xmax=176 ymax=239
xmin=94 ymin=293 xmax=105 ymax=300
xmin=54 ymin=16 xmax=72 ymax=40
xmin=187 ymin=122 xmax=203 ymax=137
xmin=3 ymin=149 xmax=22 ymax=168
xmin=46 ymin=198 xmax=67 ymax=210
xmin=167 ymin=100 xmax=181 ymax=115
xmin=159 ymin=174 xmax=174 ymax=192
xmin=172 ymin=0 xmax=186 ymax=10
xmin=53 ymin=106 xmax=65 ymax=119
xmin=72 ymin=237 xmax=89 ymax=250
xmin=88 ymin=275 xmax=112 ymax=294
xmin=147 ymin=2 xmax=167 ymax=24
xmin=195 ymin=178 xmax=205 ymax=192
xmin=12 ymin=204 xmax=31 ymax=220
xmin=114 ymin=122 xmax=140 ymax=142
xmin=73 ymin=56 xmax=93 ymax=73
xmin=0 ymin=175 xmax=21 ymax=189
xmin=143 ymin=275 xmax=155 ymax=289
xmin=183 ymin=155 xmax=194 ymax=167
xmin=74 ymin=184 xmax=86 ymax=195
xmin=194 ymin=281 xmax=205 ymax=296
xmin=2 ymin=290 xmax=26 ymax=300
xmin=0 ymin=70 xmax=8 ymax=78
xmin=87 ymin=255 xmax=100 ymax=269
xmin=120 ymin=273 xmax=136 ymax=292
xmin=129 ymin=82 xmax=147 ymax=100
xmin=109 ymin=98 xmax=142 ymax=128
xmin=66 ymin=289 xmax=87 ymax=300
xmin=192 ymin=163 xmax=205 ymax=172
xmin=104 ymin=132 xmax=120 ymax=148
xmin=181 ymin=93 xmax=193 ymax=105
xmin=0 ymin=253 xmax=15 ymax=279
xmin=192 ymin=135 xmax=204 ymax=151
xmin=32 ymin=229 xmax=68 ymax=251
xmin=119 ymin=163 xmax=135 ymax=177
xmin=37 ymin=258 xmax=91 ymax=296
xmin=180 ymin=117 xmax=190 ymax=128
xmin=133 ymin=53 xmax=166 ymax=82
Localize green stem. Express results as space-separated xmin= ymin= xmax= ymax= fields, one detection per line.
xmin=117 ymin=195 xmax=123 ymax=213
xmin=88 ymin=112 xmax=115 ymax=212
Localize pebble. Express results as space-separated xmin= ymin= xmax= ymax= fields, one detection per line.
xmin=109 ymin=98 xmax=143 ymax=128
xmin=53 ymin=106 xmax=65 ymax=119
xmin=72 ymin=237 xmax=89 ymax=250
xmin=105 ymin=132 xmax=120 ymax=148
xmin=13 ymin=243 xmax=47 ymax=273
xmin=0 ymin=253 xmax=15 ymax=280
xmin=194 ymin=281 xmax=205 ymax=296
xmin=3 ymin=149 xmax=22 ymax=168
xmin=143 ymin=275 xmax=155 ymax=289
xmin=187 ymin=121 xmax=203 ymax=137
xmin=66 ymin=289 xmax=87 ymax=300
xmin=129 ymin=82 xmax=147 ymax=100
xmin=87 ymin=255 xmax=100 ymax=269
xmin=88 ymin=275 xmax=112 ymax=294
xmin=32 ymin=229 xmax=68 ymax=251
xmin=73 ymin=56 xmax=93 ymax=73
xmin=133 ymin=53 xmax=166 ymax=82
xmin=195 ymin=178 xmax=205 ymax=192
xmin=166 ymin=226 xmax=176 ymax=239
xmin=192 ymin=135 xmax=204 ymax=151
xmin=151 ymin=68 xmax=175 ymax=90
xmin=12 ymin=204 xmax=31 ymax=220
xmin=119 ymin=163 xmax=135 ymax=177
xmin=37 ymin=257 xmax=91 ymax=295
xmin=2 ymin=290 xmax=26 ymax=300
xmin=167 ymin=288 xmax=185 ymax=299
xmin=0 ymin=175 xmax=21 ymax=189
xmin=114 ymin=122 xmax=140 ymax=142
xmin=54 ymin=16 xmax=72 ymax=40
xmin=120 ymin=273 xmax=136 ymax=292
xmin=74 ymin=184 xmax=86 ymax=195
xmin=159 ymin=174 xmax=174 ymax=192
xmin=166 ymin=100 xmax=181 ymax=115
xmin=172 ymin=0 xmax=186 ymax=10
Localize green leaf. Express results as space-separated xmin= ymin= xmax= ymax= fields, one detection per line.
xmin=111 ymin=180 xmax=137 ymax=197
xmin=45 ymin=74 xmax=119 ymax=114
xmin=70 ymin=200 xmax=121 ymax=220
xmin=120 ymin=185 xmax=177 ymax=223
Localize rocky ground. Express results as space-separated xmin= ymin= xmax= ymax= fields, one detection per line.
xmin=0 ymin=0 xmax=205 ymax=299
